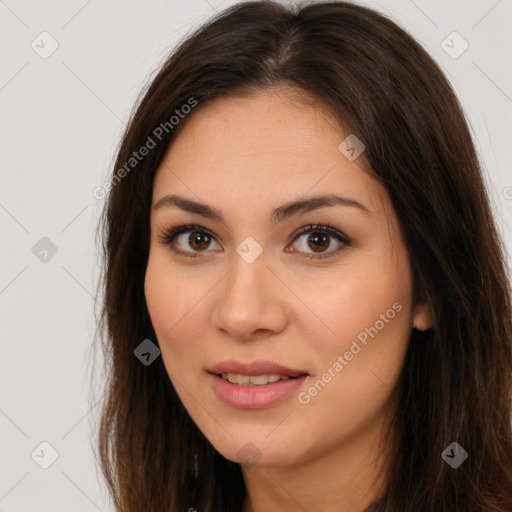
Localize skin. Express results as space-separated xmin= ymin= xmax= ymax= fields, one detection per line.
xmin=144 ymin=86 xmax=432 ymax=512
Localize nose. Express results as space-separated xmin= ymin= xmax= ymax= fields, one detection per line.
xmin=211 ymin=249 xmax=288 ymax=340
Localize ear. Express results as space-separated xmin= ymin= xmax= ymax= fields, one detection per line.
xmin=412 ymin=301 xmax=434 ymax=331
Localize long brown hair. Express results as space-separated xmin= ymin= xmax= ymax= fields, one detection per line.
xmin=91 ymin=1 xmax=512 ymax=510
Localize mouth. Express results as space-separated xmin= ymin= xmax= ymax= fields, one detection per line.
xmin=215 ymin=372 xmax=305 ymax=386
xmin=208 ymin=359 xmax=309 ymax=381
xmin=207 ymin=360 xmax=309 ymax=408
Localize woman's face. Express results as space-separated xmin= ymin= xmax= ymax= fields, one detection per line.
xmin=145 ymin=88 xmax=430 ymax=468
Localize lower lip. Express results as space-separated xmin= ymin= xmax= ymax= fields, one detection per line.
xmin=209 ymin=373 xmax=308 ymax=409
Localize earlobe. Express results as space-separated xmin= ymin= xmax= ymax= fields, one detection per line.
xmin=412 ymin=302 xmax=434 ymax=331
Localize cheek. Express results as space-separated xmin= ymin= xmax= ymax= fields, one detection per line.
xmin=298 ymin=284 xmax=411 ymax=440
xmin=299 ymin=248 xmax=413 ymax=392
xmin=305 ymin=269 xmax=410 ymax=345
xmin=145 ymin=253 xmax=199 ymax=336
xmin=144 ymin=255 xmax=213 ymax=375
xmin=144 ymin=262 xmax=173 ymax=334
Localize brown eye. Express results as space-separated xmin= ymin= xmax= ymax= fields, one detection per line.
xmin=158 ymin=225 xmax=221 ymax=258
xmin=159 ymin=223 xmax=351 ymax=260
xmin=306 ymin=232 xmax=330 ymax=252
xmin=187 ymin=231 xmax=212 ymax=251
xmin=288 ymin=224 xmax=351 ymax=259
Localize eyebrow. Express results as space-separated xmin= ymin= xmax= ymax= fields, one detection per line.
xmin=152 ymin=193 xmax=372 ymax=226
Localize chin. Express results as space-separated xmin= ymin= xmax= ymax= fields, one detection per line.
xmin=211 ymin=435 xmax=300 ymax=467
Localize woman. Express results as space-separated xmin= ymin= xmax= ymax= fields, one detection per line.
xmin=93 ymin=1 xmax=512 ymax=511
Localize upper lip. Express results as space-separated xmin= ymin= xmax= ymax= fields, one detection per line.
xmin=209 ymin=359 xmax=308 ymax=377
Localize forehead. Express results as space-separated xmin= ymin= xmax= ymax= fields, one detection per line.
xmin=163 ymin=88 xmax=344 ymax=167
xmin=152 ymin=88 xmax=385 ymax=214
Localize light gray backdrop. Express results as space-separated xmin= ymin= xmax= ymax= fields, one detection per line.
xmin=1 ymin=0 xmax=511 ymax=510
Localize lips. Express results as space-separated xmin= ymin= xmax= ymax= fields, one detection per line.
xmin=209 ymin=372 xmax=308 ymax=408
xmin=208 ymin=359 xmax=308 ymax=378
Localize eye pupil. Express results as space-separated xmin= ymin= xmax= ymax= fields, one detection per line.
xmin=308 ymin=232 xmax=329 ymax=252
xmin=189 ymin=231 xmax=210 ymax=251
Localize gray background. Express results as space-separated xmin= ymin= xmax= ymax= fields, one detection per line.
xmin=1 ymin=0 xmax=511 ymax=510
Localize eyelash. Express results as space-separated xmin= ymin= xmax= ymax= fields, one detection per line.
xmin=157 ymin=223 xmax=352 ymax=261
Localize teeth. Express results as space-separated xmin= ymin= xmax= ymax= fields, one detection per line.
xmin=221 ymin=373 xmax=292 ymax=385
